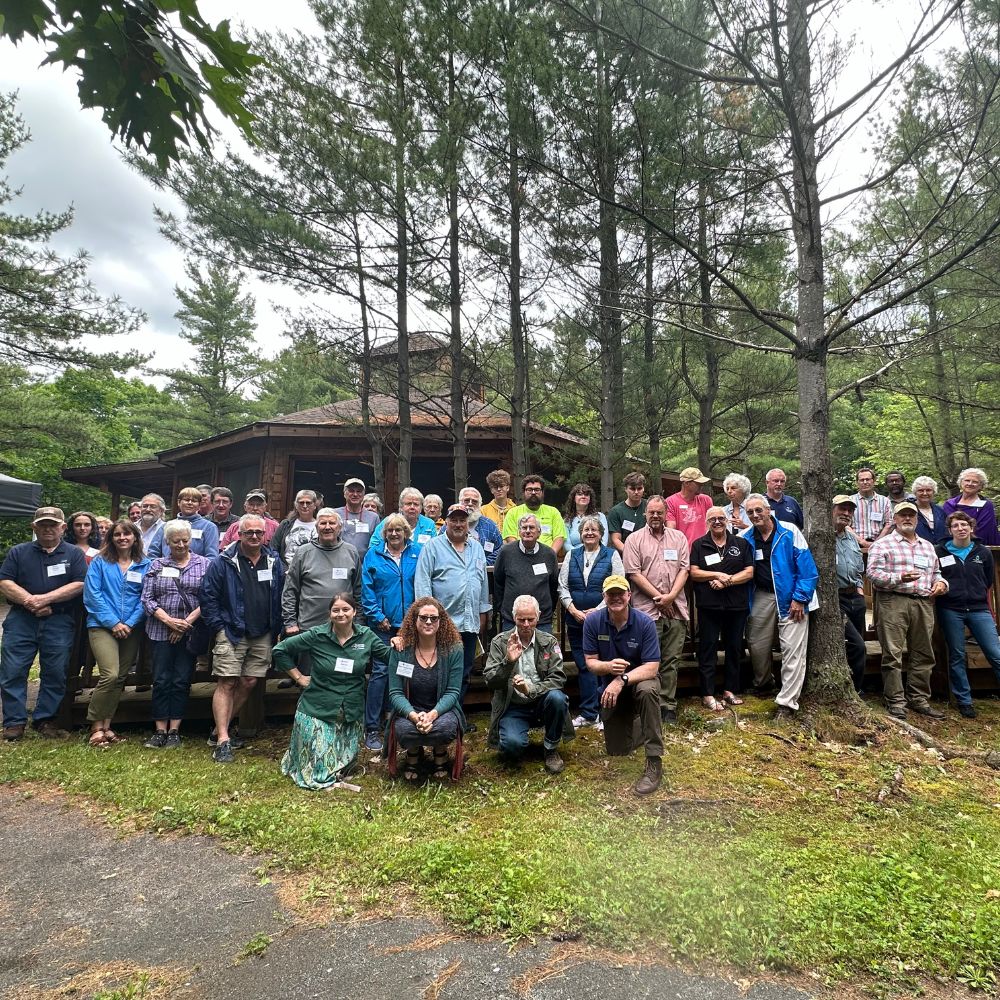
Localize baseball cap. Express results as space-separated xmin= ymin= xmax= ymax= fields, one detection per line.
xmin=832 ymin=495 xmax=857 ymax=507
xmin=445 ymin=503 xmax=469 ymax=518
xmin=602 ymin=574 xmax=630 ymax=593
xmin=32 ymin=506 xmax=65 ymax=524
xmin=679 ymin=467 xmax=710 ymax=483
xmin=245 ymin=488 xmax=267 ymax=501
xmin=344 ymin=478 xmax=365 ymax=490
xmin=894 ymin=501 xmax=918 ymax=515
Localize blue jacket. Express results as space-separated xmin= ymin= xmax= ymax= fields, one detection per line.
xmin=915 ymin=504 xmax=948 ymax=545
xmin=370 ymin=514 xmax=437 ymax=551
xmin=740 ymin=519 xmax=818 ymax=619
xmin=147 ymin=513 xmax=220 ymax=561
xmin=361 ymin=539 xmax=422 ymax=628
xmin=200 ymin=542 xmax=285 ymax=644
xmin=83 ymin=555 xmax=151 ymax=630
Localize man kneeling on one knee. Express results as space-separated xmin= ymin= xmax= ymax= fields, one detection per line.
xmin=484 ymin=595 xmax=573 ymax=774
xmin=582 ymin=575 xmax=663 ymax=796
xmin=200 ymin=514 xmax=285 ymax=763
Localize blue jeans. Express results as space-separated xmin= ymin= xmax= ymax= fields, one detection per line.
xmin=0 ymin=608 xmax=75 ymax=728
xmin=150 ymin=639 xmax=196 ymax=722
xmin=567 ymin=622 xmax=604 ymax=721
xmin=460 ymin=631 xmax=479 ymax=704
xmin=497 ymin=689 xmax=569 ymax=759
xmin=938 ymin=608 xmax=1000 ymax=707
xmin=365 ymin=626 xmax=396 ymax=733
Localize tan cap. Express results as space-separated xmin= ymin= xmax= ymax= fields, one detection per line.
xmin=32 ymin=506 xmax=65 ymax=524
xmin=679 ymin=467 xmax=710 ymax=483
xmin=602 ymin=574 xmax=630 ymax=593
xmin=832 ymin=495 xmax=856 ymax=507
xmin=245 ymin=488 xmax=267 ymax=501
xmin=344 ymin=478 xmax=365 ymax=490
xmin=894 ymin=501 xmax=918 ymax=515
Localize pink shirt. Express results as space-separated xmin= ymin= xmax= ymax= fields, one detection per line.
xmin=665 ymin=492 xmax=715 ymax=548
xmin=622 ymin=525 xmax=690 ymax=621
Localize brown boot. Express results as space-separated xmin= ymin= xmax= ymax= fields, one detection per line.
xmin=633 ymin=756 xmax=662 ymax=796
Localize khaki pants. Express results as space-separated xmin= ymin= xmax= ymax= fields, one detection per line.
xmin=875 ymin=592 xmax=935 ymax=710
xmin=747 ymin=591 xmax=809 ymax=710
xmin=655 ymin=617 xmax=686 ymax=712
xmin=86 ymin=627 xmax=141 ymax=723
xmin=601 ymin=678 xmax=663 ymax=758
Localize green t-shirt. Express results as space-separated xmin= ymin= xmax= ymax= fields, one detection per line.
xmin=501 ymin=503 xmax=567 ymax=545
xmin=272 ymin=622 xmax=390 ymax=725
xmin=607 ymin=499 xmax=647 ymax=542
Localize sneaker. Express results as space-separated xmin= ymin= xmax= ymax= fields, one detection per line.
xmin=464 ymin=721 xmax=478 ymax=734
xmin=144 ymin=731 xmax=168 ymax=749
xmin=958 ymin=703 xmax=978 ymax=719
xmin=661 ymin=708 xmax=677 ymax=725
xmin=543 ymin=748 xmax=565 ymax=774
xmin=3 ymin=724 xmax=25 ymax=742
xmin=164 ymin=730 xmax=182 ymax=749
xmin=207 ymin=728 xmax=246 ymax=749
xmin=33 ymin=721 xmax=69 ymax=739
xmin=212 ymin=740 xmax=235 ymax=764
xmin=592 ymin=718 xmax=604 ymax=733
xmin=571 ymin=714 xmax=598 ymax=729
xmin=634 ymin=757 xmax=662 ymax=796
xmin=910 ymin=703 xmax=945 ymax=720
xmin=774 ymin=705 xmax=796 ymax=720
xmin=364 ymin=730 xmax=383 ymax=752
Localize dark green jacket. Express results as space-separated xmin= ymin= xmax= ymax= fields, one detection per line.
xmin=272 ymin=623 xmax=390 ymax=726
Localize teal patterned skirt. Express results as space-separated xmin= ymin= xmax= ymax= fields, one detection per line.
xmin=281 ymin=709 xmax=363 ymax=790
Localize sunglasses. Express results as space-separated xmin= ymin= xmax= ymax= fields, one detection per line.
xmin=417 ymin=614 xmax=440 ymax=623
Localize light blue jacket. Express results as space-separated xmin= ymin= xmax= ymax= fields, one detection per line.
xmin=146 ymin=513 xmax=220 ymax=561
xmin=84 ymin=555 xmax=151 ymax=630
xmin=370 ymin=513 xmax=437 ymax=551
xmin=361 ymin=539 xmax=422 ymax=628
xmin=414 ymin=533 xmax=490 ymax=633
xmin=740 ymin=519 xmax=819 ymax=619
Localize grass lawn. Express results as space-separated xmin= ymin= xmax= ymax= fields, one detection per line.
xmin=3 ymin=696 xmax=1000 ymax=995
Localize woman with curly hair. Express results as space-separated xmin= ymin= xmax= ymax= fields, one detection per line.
xmin=564 ymin=483 xmax=608 ymax=550
xmin=386 ymin=597 xmax=466 ymax=782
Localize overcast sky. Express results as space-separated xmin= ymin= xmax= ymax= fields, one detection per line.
xmin=0 ymin=1 xmax=952 ymax=377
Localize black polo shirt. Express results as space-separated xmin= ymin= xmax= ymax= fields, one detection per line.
xmin=0 ymin=540 xmax=88 ymax=613
xmin=237 ymin=551 xmax=272 ymax=638
xmin=752 ymin=529 xmax=775 ymax=592
xmin=690 ymin=533 xmax=753 ymax=610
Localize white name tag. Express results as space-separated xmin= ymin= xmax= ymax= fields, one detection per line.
xmin=396 ymin=661 xmax=415 ymax=678
xmin=755 ymin=549 xmax=764 ymax=561
xmin=484 ymin=541 xmax=494 ymax=553
xmin=679 ymin=504 xmax=688 ymax=509
xmin=622 ymin=520 xmax=635 ymax=532
xmin=939 ymin=555 xmax=956 ymax=568
xmin=334 ymin=656 xmax=354 ymax=673
xmin=86 ymin=547 xmax=100 ymax=558
xmin=664 ymin=548 xmax=678 ymax=561
xmin=704 ymin=553 xmax=722 ymax=566
xmin=190 ymin=529 xmax=203 ymax=539
xmin=257 ymin=568 xmax=273 ymax=582
xmin=331 ymin=567 xmax=349 ymax=580
xmin=532 ymin=562 xmax=548 ymax=576
xmin=870 ymin=513 xmax=883 ymax=522
xmin=161 ymin=567 xmax=180 ymax=578
xmin=540 ymin=524 xmax=552 ymax=534
xmin=47 ymin=563 xmax=67 ymax=577
xmin=354 ymin=522 xmax=370 ymax=533
xmin=417 ymin=533 xmax=432 ymax=544
xmin=126 ymin=570 xmax=142 ymax=583
xmin=913 ymin=556 xmax=929 ymax=569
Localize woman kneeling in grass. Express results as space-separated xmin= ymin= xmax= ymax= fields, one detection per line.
xmin=273 ymin=593 xmax=391 ymax=789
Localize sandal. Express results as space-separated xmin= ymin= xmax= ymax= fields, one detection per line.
xmin=104 ymin=730 xmax=126 ymax=744
xmin=88 ymin=729 xmax=110 ymax=749
xmin=702 ymin=696 xmax=725 ymax=712
xmin=722 ymin=692 xmax=744 ymax=706
xmin=432 ymin=752 xmax=450 ymax=780
xmin=403 ymin=752 xmax=420 ymax=783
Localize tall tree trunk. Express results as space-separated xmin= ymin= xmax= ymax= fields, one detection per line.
xmin=447 ymin=44 xmax=467 ymax=496
xmin=508 ymin=0 xmax=527 ymax=480
xmin=394 ymin=52 xmax=412 ymax=488
xmin=643 ymin=219 xmax=662 ymax=488
xmin=785 ymin=0 xmax=855 ymax=704
xmin=352 ymin=212 xmax=385 ymax=498
xmin=926 ymin=287 xmax=956 ymax=491
xmin=696 ymin=181 xmax=719 ymax=472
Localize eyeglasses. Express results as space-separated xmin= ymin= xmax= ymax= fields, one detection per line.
xmin=707 ymin=517 xmax=727 ymax=523
xmin=241 ymin=529 xmax=265 ymax=536
xmin=417 ymin=615 xmax=440 ymax=623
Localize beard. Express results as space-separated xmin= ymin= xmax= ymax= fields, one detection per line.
xmin=466 ymin=510 xmax=481 ymax=528
xmin=524 ymin=496 xmax=541 ymax=510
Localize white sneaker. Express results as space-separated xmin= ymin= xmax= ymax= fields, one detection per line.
xmin=592 ymin=719 xmax=604 ymax=733
xmin=572 ymin=714 xmax=598 ymax=729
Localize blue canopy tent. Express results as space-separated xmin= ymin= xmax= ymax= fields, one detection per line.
xmin=0 ymin=474 xmax=42 ymax=517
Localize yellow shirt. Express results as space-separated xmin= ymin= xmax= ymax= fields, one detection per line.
xmin=481 ymin=498 xmax=514 ymax=531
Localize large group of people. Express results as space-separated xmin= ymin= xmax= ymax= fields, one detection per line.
xmin=1 ymin=461 xmax=998 ymax=799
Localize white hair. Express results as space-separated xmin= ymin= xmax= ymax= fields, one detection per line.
xmin=512 ymin=594 xmax=541 ymax=617
xmin=238 ymin=513 xmax=266 ymax=531
xmin=162 ymin=519 xmax=192 ymax=542
xmin=424 ymin=493 xmax=443 ymax=508
xmin=316 ymin=507 xmax=342 ymax=524
xmin=722 ymin=473 xmax=751 ymax=497
xmin=958 ymin=468 xmax=988 ymax=490
xmin=399 ymin=487 xmax=424 ymax=505
xmin=459 ymin=486 xmax=482 ymax=502
xmin=517 ymin=513 xmax=540 ymax=530
xmin=912 ymin=475 xmax=938 ymax=493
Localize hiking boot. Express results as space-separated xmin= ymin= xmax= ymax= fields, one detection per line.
xmin=3 ymin=724 xmax=25 ymax=742
xmin=774 ymin=705 xmax=796 ymax=721
xmin=212 ymin=740 xmax=235 ymax=764
xmin=634 ymin=757 xmax=662 ymax=796
xmin=886 ymin=705 xmax=907 ymax=720
xmin=958 ymin=703 xmax=978 ymax=719
xmin=661 ymin=708 xmax=677 ymax=725
xmin=544 ymin=748 xmax=565 ymax=774
xmin=34 ymin=721 xmax=68 ymax=739
xmin=164 ymin=729 xmax=182 ymax=749
xmin=910 ymin=703 xmax=945 ymax=720
xmin=208 ymin=727 xmax=245 ymax=749
xmin=144 ymin=731 xmax=168 ymax=749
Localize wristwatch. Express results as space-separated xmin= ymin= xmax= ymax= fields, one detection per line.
xmin=621 ymin=672 xmax=629 ymax=687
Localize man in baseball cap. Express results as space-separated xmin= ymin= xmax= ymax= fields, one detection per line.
xmin=0 ymin=506 xmax=88 ymax=741
xmin=219 ymin=489 xmax=280 ymax=548
xmin=335 ymin=477 xmax=379 ymax=556
xmin=666 ymin=468 xmax=714 ymax=548
xmin=832 ymin=495 xmax=867 ymax=693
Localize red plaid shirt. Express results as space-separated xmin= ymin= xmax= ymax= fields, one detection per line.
xmin=866 ymin=531 xmax=947 ymax=597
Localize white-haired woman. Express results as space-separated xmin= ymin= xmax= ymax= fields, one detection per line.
xmin=943 ymin=468 xmax=999 ymax=545
xmin=912 ymin=475 xmax=947 ymax=544
xmin=722 ymin=473 xmax=752 ymax=532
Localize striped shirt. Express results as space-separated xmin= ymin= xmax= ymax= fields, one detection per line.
xmin=850 ymin=492 xmax=893 ymax=542
xmin=866 ymin=532 xmax=947 ymax=597
xmin=141 ymin=554 xmax=211 ymax=640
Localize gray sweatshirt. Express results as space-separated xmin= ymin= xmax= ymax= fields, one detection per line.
xmin=281 ymin=539 xmax=363 ymax=629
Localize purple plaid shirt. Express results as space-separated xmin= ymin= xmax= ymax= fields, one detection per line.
xmin=141 ymin=554 xmax=210 ymax=641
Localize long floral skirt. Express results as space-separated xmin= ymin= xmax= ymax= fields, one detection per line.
xmin=281 ymin=708 xmax=363 ymax=790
